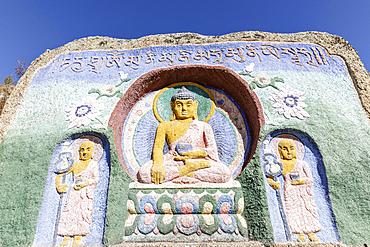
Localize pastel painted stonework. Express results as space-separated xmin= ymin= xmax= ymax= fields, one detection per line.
xmin=123 ymin=82 xmax=251 ymax=240
xmin=271 ymin=138 xmax=321 ymax=242
xmin=261 ymin=131 xmax=339 ymax=243
xmin=66 ymin=97 xmax=104 ymax=129
xmin=34 ymin=135 xmax=109 ymax=247
xmin=121 ymin=81 xmax=251 ymax=183
xmin=124 ymin=182 xmax=248 ymax=239
xmin=137 ymin=86 xmax=231 ymax=184
xmin=56 ymin=141 xmax=99 ymax=246
xmin=3 ymin=33 xmax=370 ymax=246
xmin=268 ymin=86 xmax=309 ymax=120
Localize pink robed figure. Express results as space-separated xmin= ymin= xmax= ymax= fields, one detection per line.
xmin=137 ymin=86 xmax=231 ymax=185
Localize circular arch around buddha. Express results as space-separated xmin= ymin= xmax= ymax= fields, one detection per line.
xmin=109 ymin=65 xmax=265 ymax=181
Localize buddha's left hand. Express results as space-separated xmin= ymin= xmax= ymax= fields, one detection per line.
xmin=291 ymin=179 xmax=305 ymax=185
xmin=174 ymin=150 xmax=207 ymax=161
xmin=74 ymin=181 xmax=88 ymax=190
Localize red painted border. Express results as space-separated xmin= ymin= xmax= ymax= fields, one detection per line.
xmin=109 ymin=65 xmax=265 ymax=180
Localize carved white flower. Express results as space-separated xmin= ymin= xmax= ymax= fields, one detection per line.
xmin=268 ymin=86 xmax=309 ymax=119
xmin=100 ymin=85 xmax=117 ymax=96
xmin=65 ymin=97 xmax=103 ymax=129
xmin=254 ymin=74 xmax=271 ymax=86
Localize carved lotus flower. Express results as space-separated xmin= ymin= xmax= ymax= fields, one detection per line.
xmin=268 ymin=86 xmax=309 ymax=119
xmin=65 ymin=97 xmax=103 ymax=129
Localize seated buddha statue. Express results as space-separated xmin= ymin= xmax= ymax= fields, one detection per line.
xmin=137 ymin=86 xmax=231 ymax=184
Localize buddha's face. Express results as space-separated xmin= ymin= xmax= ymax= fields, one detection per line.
xmin=79 ymin=141 xmax=94 ymax=161
xmin=170 ymin=99 xmax=198 ymax=120
xmin=278 ymin=139 xmax=297 ymax=160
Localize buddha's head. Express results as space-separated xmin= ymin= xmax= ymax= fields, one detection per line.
xmin=278 ymin=139 xmax=297 ymax=160
xmin=79 ymin=141 xmax=94 ymax=161
xmin=170 ymin=86 xmax=198 ymax=121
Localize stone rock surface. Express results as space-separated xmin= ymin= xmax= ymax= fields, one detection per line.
xmin=1 ymin=31 xmax=369 ymax=247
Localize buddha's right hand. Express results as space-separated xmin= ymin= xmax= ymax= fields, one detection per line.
xmin=151 ymin=163 xmax=166 ymax=184
xmin=268 ymin=176 xmax=281 ymax=190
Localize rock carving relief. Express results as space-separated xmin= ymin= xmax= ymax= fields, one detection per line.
xmin=137 ymin=85 xmax=232 ymax=185
xmin=88 ymin=71 xmax=131 ymax=100
xmin=268 ymin=86 xmax=309 ymax=120
xmin=65 ymin=71 xmax=132 ymax=130
xmin=239 ymin=63 xmax=285 ymax=91
xmin=125 ymin=185 xmax=248 ymax=237
xmin=5 ymin=36 xmax=368 ymax=246
xmin=34 ymin=134 xmax=110 ymax=247
xmin=122 ymin=82 xmax=250 ymax=183
xmin=120 ymin=82 xmax=253 ymax=239
xmin=261 ymin=130 xmax=339 ymax=243
xmin=56 ymin=139 xmax=100 ymax=246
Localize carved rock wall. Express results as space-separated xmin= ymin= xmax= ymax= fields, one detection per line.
xmin=0 ymin=32 xmax=369 ymax=246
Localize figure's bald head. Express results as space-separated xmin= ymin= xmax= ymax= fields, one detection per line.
xmin=278 ymin=139 xmax=297 ymax=160
xmin=79 ymin=141 xmax=94 ymax=161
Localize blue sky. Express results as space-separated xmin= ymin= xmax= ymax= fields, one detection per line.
xmin=1 ymin=0 xmax=369 ymax=83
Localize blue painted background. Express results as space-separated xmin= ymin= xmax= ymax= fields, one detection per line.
xmin=31 ymin=41 xmax=348 ymax=89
